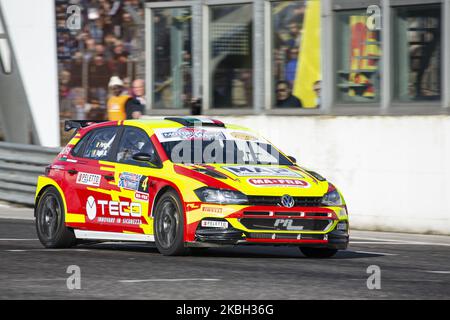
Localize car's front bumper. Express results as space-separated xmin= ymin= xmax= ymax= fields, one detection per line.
xmin=187 ymin=204 xmax=349 ymax=249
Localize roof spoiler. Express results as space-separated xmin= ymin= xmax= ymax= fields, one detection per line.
xmin=64 ymin=120 xmax=108 ymax=132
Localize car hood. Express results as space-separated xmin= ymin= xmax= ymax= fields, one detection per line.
xmin=177 ymin=164 xmax=329 ymax=197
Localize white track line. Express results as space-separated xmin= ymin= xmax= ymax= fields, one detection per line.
xmin=351 ymin=250 xmax=398 ymax=256
xmin=0 ymin=238 xmax=38 ymax=241
xmin=424 ymin=271 xmax=450 ymax=274
xmin=351 ymin=237 xmax=450 ymax=247
xmin=119 ymin=278 xmax=221 ymax=283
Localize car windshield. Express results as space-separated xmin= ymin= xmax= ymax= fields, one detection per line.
xmin=156 ymin=128 xmax=291 ymax=165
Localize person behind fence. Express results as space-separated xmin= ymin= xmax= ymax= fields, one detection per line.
xmin=276 ymin=80 xmax=303 ymax=108
xmin=106 ymin=76 xmax=130 ymax=121
xmin=125 ymin=79 xmax=146 ymax=119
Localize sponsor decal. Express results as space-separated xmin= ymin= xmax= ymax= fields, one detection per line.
xmin=201 ymin=220 xmax=229 ymax=229
xmin=86 ymin=196 xmax=97 ymax=220
xmin=59 ymin=145 xmax=72 ymax=158
xmin=118 ymin=172 xmax=150 ymax=193
xmin=135 ymin=191 xmax=149 ymax=202
xmin=230 ymin=132 xmax=258 ymax=141
xmin=222 ymin=166 xmax=301 ymax=177
xmin=157 ymin=128 xmax=226 ymax=142
xmin=76 ymin=172 xmax=101 ymax=187
xmin=186 ymin=203 xmax=201 ymax=211
xmin=274 ymin=218 xmax=304 ymax=231
xmin=202 ymin=206 xmax=223 ymax=214
xmin=85 ymin=197 xmax=142 ymax=222
xmin=248 ymin=178 xmax=310 ymax=188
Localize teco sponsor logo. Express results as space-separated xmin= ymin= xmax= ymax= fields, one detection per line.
xmin=222 ymin=166 xmax=301 ymax=177
xmin=248 ymin=178 xmax=309 ymax=188
xmin=76 ymin=172 xmax=101 ymax=187
xmin=86 ymin=196 xmax=97 ymax=220
xmin=85 ymin=197 xmax=142 ymax=220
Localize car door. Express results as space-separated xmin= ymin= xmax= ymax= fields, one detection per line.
xmin=112 ymin=126 xmax=162 ymax=236
xmin=63 ymin=126 xmax=121 ymax=232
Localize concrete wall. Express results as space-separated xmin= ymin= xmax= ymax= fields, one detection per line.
xmin=216 ymin=115 xmax=450 ymax=235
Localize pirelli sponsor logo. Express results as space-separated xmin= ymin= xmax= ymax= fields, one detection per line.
xmin=76 ymin=172 xmax=101 ymax=187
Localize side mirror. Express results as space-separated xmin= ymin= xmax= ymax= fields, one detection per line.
xmin=132 ymin=152 xmax=157 ymax=164
xmin=287 ymin=156 xmax=297 ymax=164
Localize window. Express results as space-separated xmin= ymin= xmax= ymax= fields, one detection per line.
xmin=271 ymin=0 xmax=320 ymax=108
xmin=393 ymin=5 xmax=441 ymax=102
xmin=0 ymin=13 xmax=12 ymax=74
xmin=71 ymin=132 xmax=92 ymax=158
xmin=153 ymin=7 xmax=192 ymax=109
xmin=116 ymin=127 xmax=157 ymax=166
xmin=82 ymin=127 xmax=118 ymax=160
xmin=335 ymin=10 xmax=381 ymax=104
xmin=209 ymin=3 xmax=253 ymax=108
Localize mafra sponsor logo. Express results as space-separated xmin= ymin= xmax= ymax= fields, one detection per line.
xmin=76 ymin=172 xmax=101 ymax=187
xmin=248 ymin=178 xmax=309 ymax=188
xmin=222 ymin=166 xmax=301 ymax=177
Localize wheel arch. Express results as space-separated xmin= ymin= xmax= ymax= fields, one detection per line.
xmin=151 ymin=184 xmax=184 ymax=218
xmin=34 ymin=177 xmax=68 ymax=218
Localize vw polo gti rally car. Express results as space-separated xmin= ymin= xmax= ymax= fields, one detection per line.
xmin=35 ymin=117 xmax=349 ymax=258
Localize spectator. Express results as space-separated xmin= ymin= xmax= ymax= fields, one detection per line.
xmin=125 ymin=79 xmax=146 ymax=119
xmin=56 ymin=0 xmax=145 ymax=126
xmin=285 ymin=47 xmax=299 ymax=85
xmin=313 ymin=80 xmax=321 ymax=108
xmin=107 ymin=76 xmax=130 ymax=121
xmin=276 ymin=81 xmax=303 ymax=108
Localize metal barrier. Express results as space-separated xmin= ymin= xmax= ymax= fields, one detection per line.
xmin=0 ymin=142 xmax=60 ymax=206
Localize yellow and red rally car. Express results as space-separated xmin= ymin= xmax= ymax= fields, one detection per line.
xmin=34 ymin=117 xmax=349 ymax=258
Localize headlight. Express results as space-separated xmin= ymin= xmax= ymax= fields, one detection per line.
xmin=321 ymin=189 xmax=343 ymax=206
xmin=194 ymin=187 xmax=248 ymax=205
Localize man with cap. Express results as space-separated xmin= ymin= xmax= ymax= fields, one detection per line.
xmin=106 ymin=76 xmax=130 ymax=121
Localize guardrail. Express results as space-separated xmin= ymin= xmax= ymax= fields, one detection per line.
xmin=0 ymin=142 xmax=60 ymax=206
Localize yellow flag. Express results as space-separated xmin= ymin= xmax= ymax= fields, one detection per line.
xmin=293 ymin=0 xmax=321 ymax=108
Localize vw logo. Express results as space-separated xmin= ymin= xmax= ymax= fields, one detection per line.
xmin=280 ymin=195 xmax=295 ymax=208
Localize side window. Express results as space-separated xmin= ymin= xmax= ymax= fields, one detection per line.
xmin=71 ymin=132 xmax=91 ymax=157
xmin=82 ymin=127 xmax=118 ymax=160
xmin=116 ymin=127 xmax=156 ymax=166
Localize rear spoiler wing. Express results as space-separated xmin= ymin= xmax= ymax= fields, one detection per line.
xmin=64 ymin=120 xmax=108 ymax=132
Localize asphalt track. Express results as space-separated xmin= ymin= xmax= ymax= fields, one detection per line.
xmin=0 ymin=203 xmax=449 ymax=300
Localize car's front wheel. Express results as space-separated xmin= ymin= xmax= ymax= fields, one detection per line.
xmin=35 ymin=187 xmax=76 ymax=248
xmin=299 ymin=247 xmax=338 ymax=258
xmin=153 ymin=190 xmax=188 ymax=256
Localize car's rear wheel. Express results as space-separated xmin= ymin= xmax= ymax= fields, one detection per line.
xmin=299 ymin=247 xmax=338 ymax=258
xmin=35 ymin=187 xmax=76 ymax=248
xmin=153 ymin=190 xmax=188 ymax=256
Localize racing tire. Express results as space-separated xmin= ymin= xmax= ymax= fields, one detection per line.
xmin=35 ymin=186 xmax=77 ymax=248
xmin=299 ymin=247 xmax=338 ymax=258
xmin=154 ymin=190 xmax=189 ymax=256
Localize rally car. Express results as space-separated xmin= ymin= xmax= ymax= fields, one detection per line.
xmin=34 ymin=117 xmax=349 ymax=258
